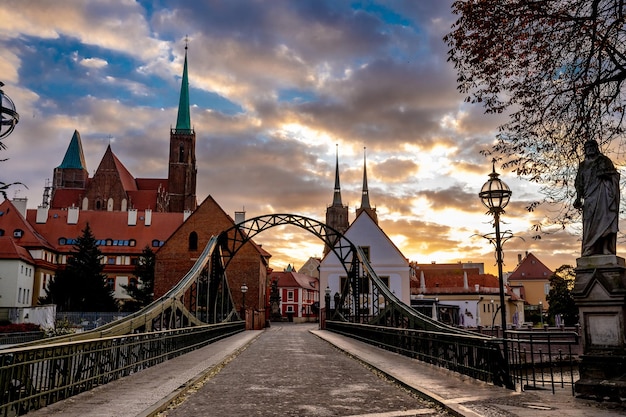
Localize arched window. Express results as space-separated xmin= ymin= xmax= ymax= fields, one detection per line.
xmin=189 ymin=231 xmax=198 ymax=251
xmin=96 ymin=200 xmax=102 ymax=210
xmin=179 ymin=142 xmax=185 ymax=162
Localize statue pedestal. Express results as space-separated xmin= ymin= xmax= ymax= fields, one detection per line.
xmin=574 ymin=255 xmax=626 ymax=400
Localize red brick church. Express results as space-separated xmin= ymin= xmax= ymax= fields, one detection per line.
xmin=49 ymin=50 xmax=197 ymax=214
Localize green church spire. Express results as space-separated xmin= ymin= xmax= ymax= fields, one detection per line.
xmin=57 ymin=130 xmax=87 ymax=170
xmin=175 ymin=44 xmax=191 ymax=132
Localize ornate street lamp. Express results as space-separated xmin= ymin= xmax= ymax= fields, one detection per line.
xmin=0 ymin=82 xmax=19 ymax=140
xmin=325 ymin=286 xmax=331 ymax=321
xmin=479 ymin=159 xmax=513 ymax=388
xmin=240 ymin=283 xmax=248 ymax=323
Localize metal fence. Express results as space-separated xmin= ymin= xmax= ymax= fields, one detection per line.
xmin=507 ymin=329 xmax=580 ymax=394
xmin=327 ymin=321 xmax=510 ymax=386
xmin=0 ymin=333 xmax=45 ymax=348
xmin=327 ymin=321 xmax=581 ymax=393
xmin=0 ymin=321 xmax=244 ymax=417
xmin=56 ymin=312 xmax=132 ymax=331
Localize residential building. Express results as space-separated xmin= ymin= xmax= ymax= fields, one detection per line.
xmin=0 ymin=198 xmax=184 ymax=308
xmin=298 ymin=257 xmax=320 ymax=279
xmin=507 ymin=252 xmax=553 ymax=321
xmin=268 ymin=269 xmax=319 ymax=323
xmin=410 ymin=261 xmax=525 ymax=328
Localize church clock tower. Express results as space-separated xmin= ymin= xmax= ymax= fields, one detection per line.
xmin=167 ymin=43 xmax=197 ymax=213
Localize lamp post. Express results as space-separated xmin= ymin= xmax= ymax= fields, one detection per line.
xmin=479 ymin=159 xmax=513 ymax=388
xmin=538 ymin=301 xmax=544 ymax=327
xmin=241 ymin=283 xmax=248 ymax=326
xmin=325 ymin=286 xmax=331 ymax=321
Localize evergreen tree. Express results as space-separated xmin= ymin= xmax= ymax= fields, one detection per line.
xmin=546 ymin=265 xmax=579 ymax=326
xmin=40 ymin=223 xmax=118 ymax=312
xmin=120 ymin=246 xmax=155 ymax=311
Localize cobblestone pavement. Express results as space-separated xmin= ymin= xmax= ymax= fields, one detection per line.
xmin=160 ymin=323 xmax=452 ymax=417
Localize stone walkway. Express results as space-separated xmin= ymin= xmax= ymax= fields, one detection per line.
xmin=160 ymin=323 xmax=449 ymax=417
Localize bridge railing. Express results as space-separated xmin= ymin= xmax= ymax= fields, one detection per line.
xmin=327 ymin=321 xmax=506 ymax=385
xmin=0 ymin=321 xmax=244 ymax=417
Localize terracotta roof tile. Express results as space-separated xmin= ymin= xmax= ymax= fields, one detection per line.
xmin=25 ymin=208 xmax=184 ymax=253
xmin=508 ymin=253 xmax=553 ymax=280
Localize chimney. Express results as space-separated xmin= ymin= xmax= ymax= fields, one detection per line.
xmin=235 ymin=210 xmax=246 ymax=224
xmin=474 ymin=284 xmax=480 ymax=293
xmin=463 ymin=271 xmax=469 ymax=290
xmin=12 ymin=198 xmax=27 ymax=218
xmin=144 ymin=209 xmax=152 ymax=226
xmin=128 ymin=209 xmax=137 ymax=226
xmin=518 ymin=253 xmax=522 ymax=264
xmin=67 ymin=206 xmax=79 ymax=224
xmin=419 ymin=271 xmax=426 ymax=292
xmin=36 ymin=206 xmax=49 ymax=224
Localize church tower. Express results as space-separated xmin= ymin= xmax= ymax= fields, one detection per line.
xmin=324 ymin=145 xmax=349 ymax=255
xmin=355 ymin=147 xmax=377 ymax=224
xmin=167 ymin=43 xmax=197 ymax=213
xmin=52 ymin=130 xmax=89 ymax=192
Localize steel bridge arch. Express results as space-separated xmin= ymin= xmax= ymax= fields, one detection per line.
xmin=218 ymin=214 xmax=475 ymax=333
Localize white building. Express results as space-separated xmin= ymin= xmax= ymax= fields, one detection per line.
xmin=0 ymin=238 xmax=35 ymax=308
xmin=319 ymin=210 xmax=411 ymax=309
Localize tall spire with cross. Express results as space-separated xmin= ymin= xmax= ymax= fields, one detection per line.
xmin=167 ymin=37 xmax=197 ymax=212
xmin=332 ymin=144 xmax=343 ymax=207
xmin=356 ymin=147 xmax=377 ymax=223
xmin=324 ymin=144 xmax=349 ymax=255
xmin=175 ymin=37 xmax=191 ymax=132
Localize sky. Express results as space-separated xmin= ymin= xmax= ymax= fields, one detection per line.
xmin=0 ymin=0 xmax=589 ymax=275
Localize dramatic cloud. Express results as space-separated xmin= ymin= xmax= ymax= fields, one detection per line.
xmin=0 ymin=0 xmax=589 ymax=274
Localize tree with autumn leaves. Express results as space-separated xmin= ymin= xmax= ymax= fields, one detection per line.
xmin=445 ymin=0 xmax=626 ymax=230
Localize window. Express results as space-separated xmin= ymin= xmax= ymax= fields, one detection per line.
xmin=106 ymin=277 xmax=115 ymax=291
xmin=13 ymin=229 xmax=23 ymax=238
xmin=129 ymin=239 xmax=136 ymax=247
xmin=179 ymin=143 xmax=185 ymax=162
xmin=152 ymin=239 xmax=161 ymax=247
xmin=359 ymin=246 xmax=370 ymax=261
xmin=286 ymin=305 xmax=294 ymax=313
xmin=108 ymin=257 xmax=115 ymax=264
xmin=0 ymin=229 xmax=4 ymax=236
xmin=340 ymin=276 xmax=370 ymax=294
xmin=189 ymin=231 xmax=198 ymax=251
xmin=544 ymin=283 xmax=550 ymax=295
xmin=287 ymin=290 xmax=294 ymax=301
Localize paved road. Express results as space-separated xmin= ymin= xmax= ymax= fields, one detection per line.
xmin=159 ymin=323 xmax=451 ymax=417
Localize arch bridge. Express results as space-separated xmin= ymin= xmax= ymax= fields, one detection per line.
xmin=0 ymin=214 xmax=511 ymax=416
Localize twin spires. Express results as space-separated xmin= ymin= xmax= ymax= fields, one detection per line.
xmin=327 ymin=145 xmax=376 ymax=224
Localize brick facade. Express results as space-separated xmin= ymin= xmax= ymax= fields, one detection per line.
xmin=154 ymin=195 xmax=268 ymax=327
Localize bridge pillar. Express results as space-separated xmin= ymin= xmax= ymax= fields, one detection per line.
xmin=573 ymin=255 xmax=626 ymax=400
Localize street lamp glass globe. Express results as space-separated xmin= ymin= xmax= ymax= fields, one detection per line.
xmin=241 ymin=283 xmax=248 ymax=293
xmin=479 ymin=168 xmax=511 ymax=211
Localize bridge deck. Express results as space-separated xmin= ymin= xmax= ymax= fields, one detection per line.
xmin=26 ymin=323 xmax=623 ymax=417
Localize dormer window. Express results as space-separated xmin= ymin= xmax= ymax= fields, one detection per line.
xmin=13 ymin=229 xmax=23 ymax=238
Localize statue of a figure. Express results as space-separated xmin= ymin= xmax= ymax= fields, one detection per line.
xmin=574 ymin=139 xmax=620 ymax=257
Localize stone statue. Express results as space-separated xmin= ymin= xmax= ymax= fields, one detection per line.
xmin=574 ymin=139 xmax=620 ymax=257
